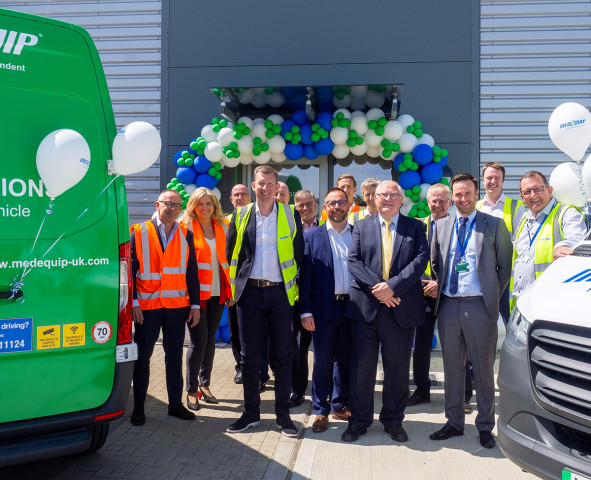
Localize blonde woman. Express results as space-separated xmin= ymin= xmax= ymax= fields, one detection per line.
xmin=180 ymin=187 xmax=233 ymax=410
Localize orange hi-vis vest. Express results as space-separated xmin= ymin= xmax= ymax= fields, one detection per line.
xmin=321 ymin=202 xmax=360 ymax=221
xmin=133 ymin=221 xmax=190 ymax=310
xmin=185 ymin=219 xmax=231 ymax=301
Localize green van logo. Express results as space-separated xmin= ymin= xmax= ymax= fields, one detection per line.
xmin=0 ymin=29 xmax=39 ymax=55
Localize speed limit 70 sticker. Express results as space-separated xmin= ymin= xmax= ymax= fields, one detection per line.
xmin=92 ymin=322 xmax=112 ymax=344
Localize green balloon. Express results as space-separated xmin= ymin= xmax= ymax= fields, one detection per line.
xmin=408 ymin=209 xmax=417 ymax=218
xmin=377 ymin=117 xmax=387 ymax=127
xmin=262 ymin=144 xmax=269 ymax=151
xmin=411 ymin=194 xmax=420 ymax=202
xmin=336 ymin=112 xmax=344 ymax=120
xmin=403 ymin=157 xmax=413 ymax=168
xmin=293 ymin=134 xmax=302 ymax=144
xmin=285 ymin=132 xmax=293 ymax=141
xmin=253 ymin=137 xmax=262 ymax=144
xmin=196 ymin=148 xmax=205 ymax=156
xmin=219 ymin=119 xmax=228 ymax=127
xmin=212 ymin=124 xmax=220 ymax=132
xmin=405 ymin=189 xmax=413 ymax=197
xmin=273 ymin=125 xmax=282 ymax=134
xmin=392 ymin=143 xmax=400 ymax=152
xmin=336 ymin=92 xmax=344 ymax=100
xmin=177 ymin=158 xmax=186 ymax=166
xmin=348 ymin=130 xmax=357 ymax=139
xmin=407 ymin=126 xmax=415 ymax=134
xmin=253 ymin=148 xmax=261 ymax=156
xmin=265 ymin=130 xmax=274 ymax=139
xmin=244 ymin=127 xmax=251 ymax=135
xmin=212 ymin=117 xmax=219 ymax=124
xmin=215 ymin=172 xmax=222 ymax=180
xmin=383 ymin=149 xmax=393 ymax=158
xmin=347 ymin=139 xmax=356 ymax=147
xmin=291 ymin=125 xmax=300 ymax=133
xmin=198 ymin=139 xmax=207 ymax=148
xmin=264 ymin=87 xmax=274 ymax=94
xmin=425 ymin=205 xmax=431 ymax=213
xmin=417 ymin=210 xmax=427 ymax=218
xmin=320 ymin=130 xmax=329 ymax=139
xmin=339 ymin=119 xmax=351 ymax=128
xmin=399 ymin=165 xmax=408 ymax=172
xmin=417 ymin=201 xmax=426 ymax=209
xmin=375 ymin=126 xmax=384 ymax=136
xmin=433 ymin=146 xmax=441 ymax=155
xmin=368 ymin=120 xmax=377 ymax=129
xmin=185 ymin=158 xmax=194 ymax=167
xmin=441 ymin=149 xmax=448 ymax=157
xmin=441 ymin=178 xmax=449 ymax=185
xmin=404 ymin=153 xmax=412 ymax=161
xmin=174 ymin=184 xmax=183 ymax=192
xmin=311 ymin=133 xmax=320 ymax=142
xmin=381 ymin=139 xmax=391 ymax=148
xmin=229 ymin=142 xmax=237 ymax=150
xmin=190 ymin=141 xmax=199 ymax=150
xmin=264 ymin=120 xmax=272 ymax=129
xmin=167 ymin=182 xmax=175 ymax=189
xmin=412 ymin=185 xmax=421 ymax=194
xmin=409 ymin=162 xmax=418 ymax=171
xmin=413 ymin=121 xmax=422 ymax=129
xmin=331 ymin=119 xmax=339 ymax=127
xmin=234 ymin=131 xmax=243 ymax=139
xmin=433 ymin=155 xmax=441 ymax=163
xmin=214 ymin=162 xmax=222 ymax=171
xmin=311 ymin=124 xmax=320 ymax=132
xmin=356 ymin=137 xmax=363 ymax=145
xmin=414 ymin=129 xmax=423 ymax=138
xmin=181 ymin=151 xmax=190 ymax=159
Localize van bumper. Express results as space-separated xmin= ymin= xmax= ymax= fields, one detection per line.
xmin=0 ymin=348 xmax=135 ymax=467
xmin=498 ymin=340 xmax=591 ymax=480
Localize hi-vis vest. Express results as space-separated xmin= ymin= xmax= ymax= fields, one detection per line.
xmin=133 ymin=221 xmax=190 ymax=310
xmin=476 ymin=197 xmax=523 ymax=234
xmin=422 ymin=216 xmax=432 ymax=277
xmin=184 ymin=219 xmax=231 ymax=301
xmin=348 ymin=209 xmax=368 ymax=225
xmin=230 ymin=203 xmax=298 ymax=306
xmin=322 ymin=203 xmax=360 ymax=222
xmin=509 ymin=202 xmax=572 ymax=309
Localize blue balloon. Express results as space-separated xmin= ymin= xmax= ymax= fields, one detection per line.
xmin=193 ymin=155 xmax=212 ymax=173
xmin=304 ymin=144 xmax=318 ymax=160
xmin=314 ymin=137 xmax=334 ymax=155
xmin=413 ymin=144 xmax=434 ymax=166
xmin=420 ymin=163 xmax=443 ymax=184
xmin=393 ymin=152 xmax=405 ymax=172
xmin=281 ymin=119 xmax=296 ymax=136
xmin=220 ymin=325 xmax=230 ymax=343
xmin=176 ymin=167 xmax=196 ymax=185
xmin=219 ymin=307 xmax=228 ymax=328
xmin=300 ymin=124 xmax=314 ymax=145
xmin=315 ymin=111 xmax=333 ymax=131
xmin=315 ymin=86 xmax=333 ymax=102
xmin=432 ymin=334 xmax=437 ymax=349
xmin=292 ymin=109 xmax=309 ymax=126
xmin=398 ymin=171 xmax=422 ymax=190
xmin=173 ymin=150 xmax=184 ymax=164
xmin=215 ymin=329 xmax=220 ymax=343
xmin=289 ymin=92 xmax=307 ymax=108
xmin=285 ymin=142 xmax=304 ymax=161
xmin=195 ymin=173 xmax=218 ymax=189
xmin=438 ymin=155 xmax=448 ymax=168
xmin=280 ymin=87 xmax=298 ymax=99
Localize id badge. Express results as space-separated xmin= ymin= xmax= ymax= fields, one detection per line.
xmin=520 ymin=254 xmax=530 ymax=263
xmin=454 ymin=262 xmax=469 ymax=273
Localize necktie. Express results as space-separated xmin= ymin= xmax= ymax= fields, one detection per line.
xmin=382 ymin=220 xmax=392 ymax=281
xmin=449 ymin=217 xmax=468 ymax=295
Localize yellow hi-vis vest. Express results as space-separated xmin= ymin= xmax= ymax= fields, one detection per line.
xmin=476 ymin=197 xmax=524 ymax=234
xmin=229 ymin=203 xmax=299 ymax=306
xmin=509 ymin=202 xmax=572 ymax=309
xmin=422 ymin=216 xmax=432 ymax=277
xmin=348 ymin=210 xmax=368 ymax=225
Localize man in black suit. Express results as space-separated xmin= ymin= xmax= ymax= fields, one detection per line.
xmin=343 ymin=180 xmax=429 ymax=443
xmin=226 ymin=165 xmax=304 ymax=437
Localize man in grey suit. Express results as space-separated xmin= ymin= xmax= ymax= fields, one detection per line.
xmin=429 ymin=173 xmax=512 ymax=449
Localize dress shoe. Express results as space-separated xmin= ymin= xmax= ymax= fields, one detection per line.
xmin=331 ymin=406 xmax=351 ymax=420
xmin=186 ymin=393 xmax=200 ymax=411
xmin=464 ymin=402 xmax=473 ymax=414
xmin=407 ymin=391 xmax=431 ymax=407
xmin=341 ymin=424 xmax=367 ymax=442
xmin=199 ymin=386 xmax=219 ymax=404
xmin=168 ymin=402 xmax=196 ymax=421
xmin=276 ymin=415 xmax=298 ymax=438
xmin=312 ymin=415 xmax=328 ymax=432
xmin=130 ymin=406 xmax=145 ymax=426
xmin=234 ymin=371 xmax=243 ymax=384
xmin=479 ymin=431 xmax=496 ymax=449
xmin=259 ymin=380 xmax=267 ymax=393
xmin=289 ymin=393 xmax=304 ymax=408
xmin=429 ymin=423 xmax=464 ymax=441
xmin=385 ymin=424 xmax=408 ymax=442
xmin=227 ymin=414 xmax=260 ymax=433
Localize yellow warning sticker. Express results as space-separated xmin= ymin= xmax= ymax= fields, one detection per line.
xmin=37 ymin=325 xmax=60 ymax=350
xmin=63 ymin=323 xmax=85 ymax=347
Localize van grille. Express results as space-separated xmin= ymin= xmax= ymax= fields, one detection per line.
xmin=529 ymin=321 xmax=591 ymax=421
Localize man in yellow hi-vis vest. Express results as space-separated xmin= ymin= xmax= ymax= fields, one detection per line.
xmin=511 ymin=171 xmax=586 ymax=307
xmin=226 ymin=165 xmax=304 ymax=437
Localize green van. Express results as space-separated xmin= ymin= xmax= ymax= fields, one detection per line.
xmin=0 ymin=8 xmax=136 ymax=465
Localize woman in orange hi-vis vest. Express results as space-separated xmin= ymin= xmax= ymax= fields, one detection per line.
xmin=180 ymin=187 xmax=233 ymax=411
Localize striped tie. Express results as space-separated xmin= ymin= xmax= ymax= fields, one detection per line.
xmin=382 ymin=219 xmax=392 ymax=280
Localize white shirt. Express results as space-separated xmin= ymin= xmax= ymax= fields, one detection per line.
xmin=479 ymin=193 xmax=508 ymax=218
xmin=155 ymin=216 xmax=178 ymax=251
xmin=250 ymin=202 xmax=283 ymax=282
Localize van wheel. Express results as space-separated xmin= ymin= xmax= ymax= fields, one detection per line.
xmin=87 ymin=424 xmax=109 ymax=453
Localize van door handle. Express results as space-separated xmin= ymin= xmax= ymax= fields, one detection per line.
xmin=0 ymin=290 xmax=24 ymax=300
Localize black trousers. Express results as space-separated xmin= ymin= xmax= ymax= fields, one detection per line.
xmin=228 ymin=304 xmax=242 ymax=373
xmin=186 ymin=297 xmax=225 ymax=392
xmin=133 ymin=306 xmax=189 ymax=406
xmin=412 ymin=302 xmax=436 ymax=397
xmin=237 ymin=284 xmax=293 ymax=418
xmin=291 ymin=301 xmax=312 ymax=397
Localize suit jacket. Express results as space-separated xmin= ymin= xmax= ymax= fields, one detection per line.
xmin=131 ymin=218 xmax=200 ymax=306
xmin=299 ymin=223 xmax=354 ymax=324
xmin=226 ymin=202 xmax=305 ymax=302
xmin=346 ymin=213 xmax=429 ymax=327
xmin=430 ymin=210 xmax=512 ymax=320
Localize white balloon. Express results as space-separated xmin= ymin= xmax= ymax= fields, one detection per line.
xmin=350 ymin=116 xmax=369 ymax=136
xmin=333 ymin=109 xmax=352 ymax=120
xmin=252 ymin=94 xmax=267 ymax=109
xmin=350 ymin=97 xmax=367 ymax=111
xmin=400 ymin=203 xmax=412 ymax=216
xmin=550 ymin=161 xmax=587 ymax=208
xmin=332 ymin=145 xmax=350 ymax=159
xmin=237 ymin=116 xmax=253 ymax=129
xmin=267 ymin=135 xmax=286 ymax=153
xmin=398 ymin=133 xmax=419 ymax=153
xmin=350 ymin=143 xmax=368 ymax=156
xmin=397 ymin=114 xmax=415 ymax=129
xmin=266 ymin=92 xmax=285 ymax=108
xmin=417 ymin=133 xmax=435 ymax=147
xmin=420 ymin=183 xmax=431 ymax=199
xmin=237 ymin=89 xmax=254 ymax=104
xmin=237 ymin=135 xmax=254 ymax=154
xmin=351 ymin=111 xmax=366 ymax=119
xmin=239 ymin=154 xmax=254 ymax=165
xmin=350 ymin=86 xmax=368 ymax=98
xmin=366 ymin=108 xmax=385 ymax=122
xmin=252 ymin=87 xmax=265 ymax=95
xmin=267 ymin=114 xmax=284 ymax=125
xmin=217 ymin=127 xmax=235 ymax=147
xmin=330 ymin=127 xmax=349 ymax=145
xmin=204 ymin=142 xmax=223 ymax=162
xmin=112 ymin=122 xmax=161 ymax=176
xmin=366 ymin=91 xmax=385 ymax=108
xmin=402 ymin=194 xmax=412 ymax=206
xmin=201 ymin=124 xmax=218 ymax=143
xmin=366 ymin=146 xmax=380 ymax=158
xmin=36 ymin=129 xmax=91 ymax=198
xmin=250 ymin=123 xmax=266 ymax=139
xmin=548 ymin=102 xmax=591 ymax=162
xmin=184 ymin=183 xmax=197 ymax=195
xmin=380 ymin=149 xmax=395 ymax=161
xmin=212 ymin=187 xmax=221 ymax=200
xmin=254 ymin=150 xmax=272 ymax=164
xmin=583 ymin=153 xmax=591 ymax=199
xmin=364 ymin=129 xmax=383 ymax=148
xmin=333 ymin=94 xmax=352 ymax=109
xmin=270 ymin=151 xmax=287 ymax=163
xmin=253 ymin=117 xmax=265 ymax=125
xmin=221 ymin=155 xmax=241 ymax=168
xmin=383 ymin=121 xmax=404 ymax=142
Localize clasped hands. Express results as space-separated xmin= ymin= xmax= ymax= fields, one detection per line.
xmin=372 ymin=282 xmax=400 ymax=307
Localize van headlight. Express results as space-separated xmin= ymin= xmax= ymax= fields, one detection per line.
xmin=504 ymin=306 xmax=532 ymax=350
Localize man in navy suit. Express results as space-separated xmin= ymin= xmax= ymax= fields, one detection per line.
xmin=300 ymin=188 xmax=354 ymax=433
xmin=342 ymin=180 xmax=429 ymax=443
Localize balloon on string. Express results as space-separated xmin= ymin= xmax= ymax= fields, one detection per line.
xmin=36 ymin=129 xmax=91 ymax=198
xmin=112 ymin=122 xmax=161 ymax=175
xmin=176 ymin=166 xmax=196 ymax=185
xmin=285 ymin=142 xmax=304 ymax=160
xmin=548 ymin=102 xmax=591 ymax=162
xmin=550 ymin=162 xmax=587 ymax=208
xmin=193 ymin=155 xmax=212 ymax=173
xmin=583 ymin=153 xmax=591 ymax=199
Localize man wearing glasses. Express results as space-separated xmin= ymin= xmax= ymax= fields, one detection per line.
xmin=342 ymin=180 xmax=429 ymax=443
xmin=511 ymin=171 xmax=586 ymax=306
xmin=294 ymin=190 xmax=320 ymax=233
xmin=130 ymin=189 xmax=201 ymax=426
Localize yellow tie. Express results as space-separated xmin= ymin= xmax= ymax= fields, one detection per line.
xmin=382 ymin=219 xmax=392 ymax=280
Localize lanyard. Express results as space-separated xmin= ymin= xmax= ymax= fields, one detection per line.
xmin=526 ymin=219 xmax=545 ymax=248
xmin=455 ymin=217 xmax=476 ymax=260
